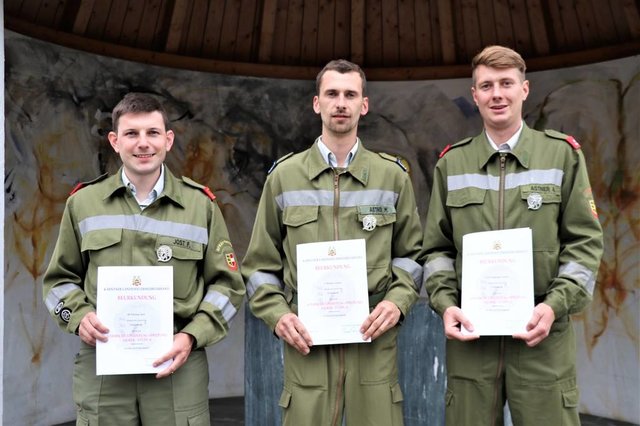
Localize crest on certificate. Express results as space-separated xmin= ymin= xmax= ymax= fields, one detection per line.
xmin=328 ymin=246 xmax=337 ymax=256
xmin=132 ymin=276 xmax=142 ymax=286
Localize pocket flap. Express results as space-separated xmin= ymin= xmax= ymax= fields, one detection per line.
xmin=562 ymin=388 xmax=579 ymax=408
xmin=81 ymin=229 xmax=122 ymax=252
xmin=278 ymin=388 xmax=292 ymax=408
xmin=283 ymin=206 xmax=319 ymax=227
xmin=446 ymin=188 xmax=486 ymax=207
xmin=391 ymin=382 xmax=404 ymax=403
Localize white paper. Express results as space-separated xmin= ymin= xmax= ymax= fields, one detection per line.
xmin=96 ymin=266 xmax=174 ymax=375
xmin=461 ymin=228 xmax=534 ymax=335
xmin=297 ymin=239 xmax=370 ymax=345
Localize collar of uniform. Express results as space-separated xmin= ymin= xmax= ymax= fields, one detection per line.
xmin=102 ymin=165 xmax=186 ymax=208
xmin=476 ymin=124 xmax=532 ymax=170
xmin=307 ymin=138 xmax=370 ymax=185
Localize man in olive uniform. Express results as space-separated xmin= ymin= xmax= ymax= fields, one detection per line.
xmin=421 ymin=45 xmax=604 ymax=425
xmin=242 ymin=60 xmax=423 ymax=425
xmin=43 ymin=92 xmax=245 ymax=425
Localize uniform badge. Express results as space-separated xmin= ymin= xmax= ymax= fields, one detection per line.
xmin=527 ymin=193 xmax=543 ymax=210
xmin=225 ymin=253 xmax=238 ymax=271
xmin=60 ymin=308 xmax=72 ymax=323
xmin=156 ymin=245 xmax=173 ymax=262
xmin=54 ymin=301 xmax=64 ymax=315
xmin=362 ymin=215 xmax=377 ymax=231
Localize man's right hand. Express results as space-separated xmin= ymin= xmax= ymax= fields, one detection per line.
xmin=443 ymin=306 xmax=480 ymax=341
xmin=78 ymin=311 xmax=109 ymax=346
xmin=275 ymin=313 xmax=313 ymax=355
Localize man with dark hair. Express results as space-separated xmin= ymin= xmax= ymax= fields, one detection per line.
xmin=421 ymin=45 xmax=604 ymax=425
xmin=43 ymin=92 xmax=245 ymax=425
xmin=242 ymin=59 xmax=423 ymax=425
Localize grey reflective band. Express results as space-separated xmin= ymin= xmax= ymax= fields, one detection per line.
xmin=423 ymin=257 xmax=455 ymax=284
xmin=448 ymin=169 xmax=564 ymax=191
xmin=79 ymin=214 xmax=208 ymax=244
xmin=247 ymin=271 xmax=283 ymax=298
xmin=276 ymin=189 xmax=398 ymax=210
xmin=559 ymin=261 xmax=596 ymax=295
xmin=45 ymin=283 xmax=82 ymax=312
xmin=392 ymin=257 xmax=423 ymax=290
xmin=204 ymin=290 xmax=237 ymax=323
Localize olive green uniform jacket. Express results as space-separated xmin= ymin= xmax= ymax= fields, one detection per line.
xmin=43 ymin=166 xmax=246 ymax=348
xmin=422 ymin=125 xmax=603 ymax=318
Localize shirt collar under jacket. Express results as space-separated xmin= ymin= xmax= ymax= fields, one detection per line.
xmin=476 ymin=123 xmax=534 ymax=170
xmin=121 ymin=165 xmax=165 ymax=209
xmin=485 ymin=120 xmax=524 ymax=152
xmin=317 ymin=137 xmax=359 ymax=167
xmin=103 ymin=165 xmax=186 ymax=209
xmin=308 ymin=137 xmax=370 ymax=185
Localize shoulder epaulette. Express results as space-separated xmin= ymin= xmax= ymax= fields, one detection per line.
xmin=378 ymin=152 xmax=408 ymax=172
xmin=544 ymin=129 xmax=581 ymax=150
xmin=69 ymin=173 xmax=109 ymax=196
xmin=439 ymin=137 xmax=473 ymax=158
xmin=182 ymin=176 xmax=216 ymax=201
xmin=268 ymin=152 xmax=294 ymax=174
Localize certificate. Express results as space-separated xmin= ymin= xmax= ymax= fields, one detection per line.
xmin=297 ymin=239 xmax=370 ymax=345
xmin=96 ymin=266 xmax=174 ymax=375
xmin=461 ymin=228 xmax=534 ymax=335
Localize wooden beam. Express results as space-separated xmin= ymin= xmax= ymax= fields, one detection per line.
xmin=165 ymin=0 xmax=191 ymax=53
xmin=622 ymin=0 xmax=640 ymax=38
xmin=460 ymin=0 xmax=482 ymax=59
xmin=476 ymin=0 xmax=497 ymax=47
xmin=334 ymin=0 xmax=350 ymax=60
xmin=493 ymin=0 xmax=515 ymax=48
xmin=398 ymin=0 xmax=417 ymax=66
xmin=201 ymin=0 xmax=225 ymax=57
xmin=381 ymin=0 xmax=400 ymax=66
xmin=72 ymin=0 xmax=96 ymax=35
xmin=437 ymin=0 xmax=457 ymax=64
xmin=235 ymin=0 xmax=258 ymax=61
xmin=414 ymin=0 xmax=433 ymax=64
xmin=526 ymin=0 xmax=550 ymax=55
xmin=509 ymin=0 xmax=532 ymax=53
xmin=301 ymin=0 xmax=319 ymax=63
xmin=350 ymin=0 xmax=365 ymax=64
xmin=258 ymin=0 xmax=278 ymax=62
xmin=365 ymin=0 xmax=383 ymax=66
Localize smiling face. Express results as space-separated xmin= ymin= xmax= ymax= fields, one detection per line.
xmin=472 ymin=65 xmax=529 ymax=137
xmin=313 ymin=70 xmax=369 ymax=141
xmin=108 ymin=111 xmax=174 ymax=183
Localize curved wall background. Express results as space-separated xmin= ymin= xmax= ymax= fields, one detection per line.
xmin=3 ymin=30 xmax=638 ymax=425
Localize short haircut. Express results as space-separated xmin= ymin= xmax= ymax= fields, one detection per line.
xmin=471 ymin=45 xmax=527 ymax=84
xmin=111 ymin=92 xmax=170 ymax=132
xmin=315 ymin=59 xmax=367 ymax=96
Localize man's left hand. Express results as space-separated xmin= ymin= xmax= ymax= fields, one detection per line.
xmin=513 ymin=303 xmax=555 ymax=347
xmin=154 ymin=332 xmax=194 ymax=379
xmin=360 ymin=300 xmax=401 ymax=341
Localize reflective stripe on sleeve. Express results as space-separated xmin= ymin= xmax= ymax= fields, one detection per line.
xmin=247 ymin=271 xmax=283 ymax=298
xmin=204 ymin=290 xmax=237 ymax=323
xmin=275 ymin=189 xmax=398 ymax=209
xmin=448 ymin=169 xmax=564 ymax=191
xmin=558 ymin=261 xmax=596 ymax=295
xmin=423 ymin=257 xmax=455 ymax=284
xmin=392 ymin=257 xmax=423 ymax=291
xmin=45 ymin=283 xmax=82 ymax=311
xmin=79 ymin=214 xmax=208 ymax=244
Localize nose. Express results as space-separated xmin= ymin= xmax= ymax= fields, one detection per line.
xmin=490 ymin=84 xmax=502 ymax=98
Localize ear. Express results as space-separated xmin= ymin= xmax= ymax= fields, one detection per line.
xmin=312 ymin=95 xmax=320 ymax=114
xmin=108 ymin=131 xmax=119 ymax=153
xmin=165 ymin=130 xmax=175 ymax=152
xmin=522 ymin=79 xmax=530 ymax=101
xmin=360 ymin=97 xmax=369 ymax=116
xmin=471 ymin=86 xmax=478 ymax=105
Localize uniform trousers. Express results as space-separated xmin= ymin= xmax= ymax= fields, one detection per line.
xmin=445 ymin=316 xmax=580 ymax=426
xmin=72 ymin=343 xmax=210 ymax=426
xmin=279 ymin=326 xmax=404 ymax=426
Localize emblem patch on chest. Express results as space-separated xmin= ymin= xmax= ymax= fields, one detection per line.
xmin=527 ymin=193 xmax=543 ymax=210
xmin=157 ymin=245 xmax=173 ymax=262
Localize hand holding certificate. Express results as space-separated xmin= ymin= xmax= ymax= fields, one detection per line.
xmin=297 ymin=239 xmax=371 ymax=345
xmin=461 ymin=228 xmax=534 ymax=336
xmin=96 ymin=266 xmax=174 ymax=375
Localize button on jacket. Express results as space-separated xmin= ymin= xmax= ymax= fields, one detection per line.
xmin=43 ymin=166 xmax=246 ymax=348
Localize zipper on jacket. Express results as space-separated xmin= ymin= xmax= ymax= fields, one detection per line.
xmin=498 ymin=153 xmax=507 ymax=230
xmin=333 ymin=170 xmax=341 ymax=239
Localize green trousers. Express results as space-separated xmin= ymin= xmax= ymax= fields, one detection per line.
xmin=72 ymin=344 xmax=210 ymax=426
xmin=279 ymin=326 xmax=404 ymax=426
xmin=445 ymin=317 xmax=580 ymax=426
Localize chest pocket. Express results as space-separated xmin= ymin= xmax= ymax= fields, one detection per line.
xmin=520 ymin=186 xmax=561 ymax=207
xmin=155 ymin=236 xmax=204 ymax=299
xmin=283 ymin=206 xmax=320 ymax=249
xmin=446 ymin=187 xmax=486 ymax=207
xmin=81 ymin=229 xmax=122 ymax=266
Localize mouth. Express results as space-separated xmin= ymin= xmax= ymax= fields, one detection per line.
xmin=133 ymin=153 xmax=155 ymax=158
